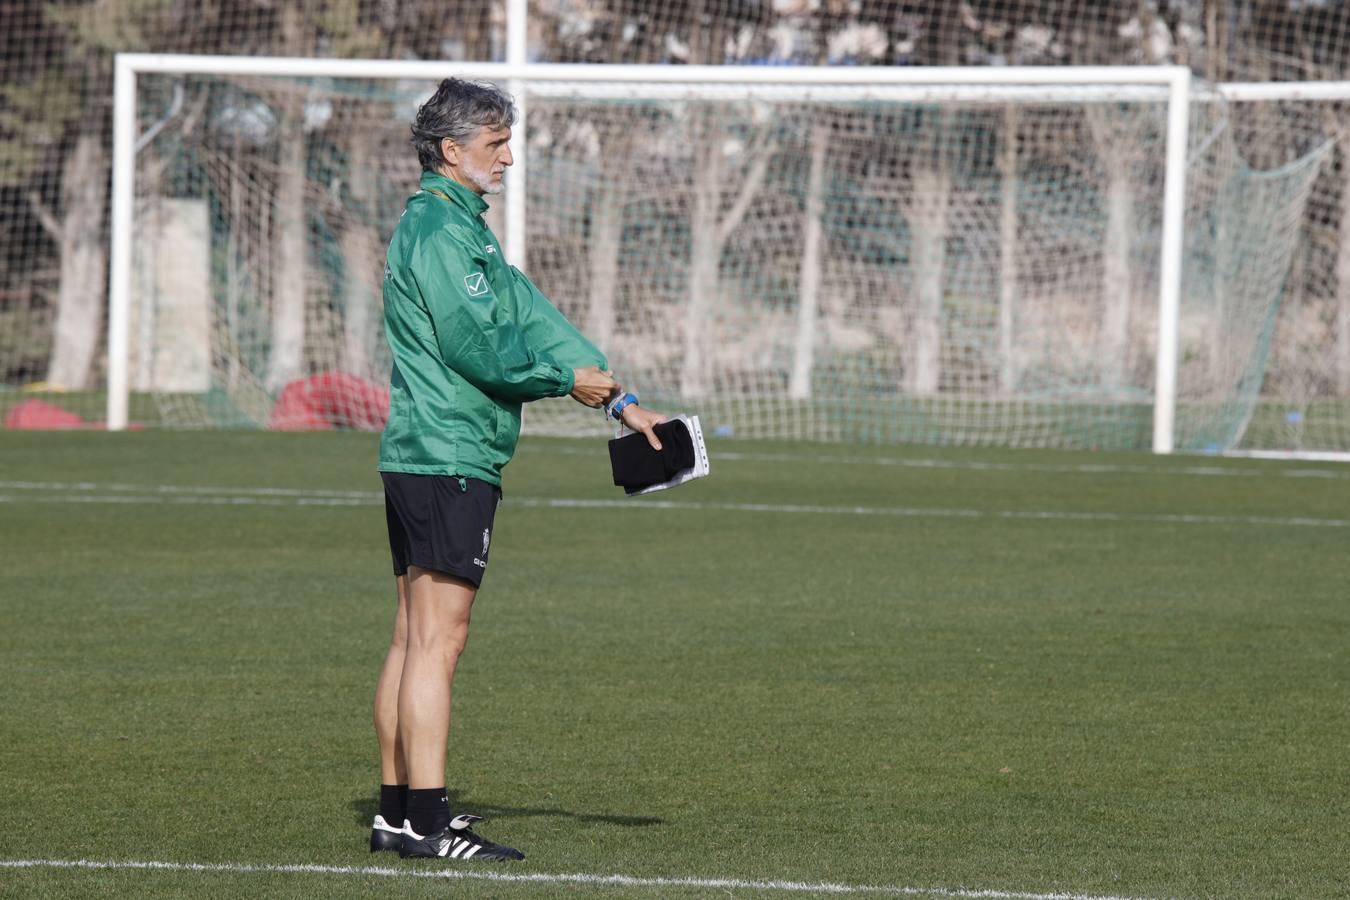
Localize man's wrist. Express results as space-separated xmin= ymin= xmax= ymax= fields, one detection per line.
xmin=606 ymin=391 xmax=638 ymax=421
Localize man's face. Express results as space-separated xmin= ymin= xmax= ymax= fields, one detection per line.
xmin=442 ymin=125 xmax=513 ymax=195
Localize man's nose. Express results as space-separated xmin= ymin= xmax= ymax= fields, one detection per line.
xmin=501 ymin=145 xmax=514 ymax=167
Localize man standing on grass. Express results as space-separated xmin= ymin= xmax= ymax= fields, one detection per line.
xmin=368 ymin=78 xmax=665 ymax=861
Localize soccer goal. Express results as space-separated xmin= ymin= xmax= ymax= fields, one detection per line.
xmin=107 ymin=55 xmax=1330 ymax=454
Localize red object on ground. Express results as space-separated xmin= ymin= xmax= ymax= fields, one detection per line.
xmin=267 ymin=371 xmax=390 ymax=431
xmin=4 ymin=398 xmax=89 ymax=430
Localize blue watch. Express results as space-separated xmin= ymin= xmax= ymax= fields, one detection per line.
xmin=608 ymin=392 xmax=638 ymax=421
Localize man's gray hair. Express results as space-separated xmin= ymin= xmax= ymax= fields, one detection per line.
xmin=410 ymin=78 xmax=517 ymax=171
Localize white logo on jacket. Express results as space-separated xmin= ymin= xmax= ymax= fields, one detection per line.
xmin=464 ymin=272 xmax=490 ymax=297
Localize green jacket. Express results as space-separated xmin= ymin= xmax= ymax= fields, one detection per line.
xmin=378 ymin=171 xmax=606 ymax=484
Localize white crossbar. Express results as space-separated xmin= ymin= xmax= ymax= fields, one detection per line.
xmin=113 ymin=54 xmax=1188 ymax=84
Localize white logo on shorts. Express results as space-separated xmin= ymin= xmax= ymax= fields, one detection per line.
xmin=463 ymin=272 xmax=490 ymax=297
xmin=473 ymin=528 xmax=490 ymax=568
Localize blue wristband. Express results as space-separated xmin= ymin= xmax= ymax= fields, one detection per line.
xmin=608 ymin=392 xmax=638 ymax=421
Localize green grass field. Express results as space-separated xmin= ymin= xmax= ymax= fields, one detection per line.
xmin=1 ymin=432 xmax=1347 ymax=899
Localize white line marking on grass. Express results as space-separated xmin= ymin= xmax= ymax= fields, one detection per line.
xmin=511 ymin=497 xmax=1350 ymax=529
xmin=0 ymin=481 xmax=1346 ymax=529
xmin=529 ymin=443 xmax=1350 ymax=480
xmin=708 ymin=449 xmax=1349 ymax=480
xmin=0 ymin=479 xmax=377 ymax=498
xmin=0 ymin=859 xmax=1153 ymax=900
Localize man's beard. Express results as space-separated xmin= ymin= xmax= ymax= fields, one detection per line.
xmin=464 ymin=160 xmax=505 ymax=195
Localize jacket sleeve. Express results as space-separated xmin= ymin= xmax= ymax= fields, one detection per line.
xmin=412 ymin=227 xmax=575 ymax=402
xmin=511 ymin=266 xmax=609 ymax=371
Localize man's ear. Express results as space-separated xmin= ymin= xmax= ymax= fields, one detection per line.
xmin=439 ymin=136 xmax=459 ymax=168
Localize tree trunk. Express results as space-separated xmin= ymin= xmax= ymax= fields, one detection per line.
xmin=1337 ymin=139 xmax=1350 ymax=395
xmin=1101 ymin=168 xmax=1133 ymax=387
xmin=45 ymin=133 xmax=108 ymax=390
xmin=681 ymin=109 xmax=722 ymax=399
xmin=1204 ymin=0 xmax=1227 ymax=81
xmin=789 ymin=121 xmax=828 ymax=401
xmin=340 ymin=224 xmax=380 ymax=380
xmin=678 ymin=105 xmax=773 ymax=400
xmin=1211 ymin=186 xmax=1233 ymax=392
xmin=268 ymin=106 xmax=307 ymax=390
xmin=906 ymin=166 xmax=950 ymax=396
xmin=341 ymin=125 xmax=380 ymax=380
xmin=225 ymin=147 xmax=246 ymax=390
xmin=267 ymin=6 xmax=308 ymax=391
xmin=998 ymin=104 xmax=1019 ymax=396
xmin=586 ymin=160 xmax=623 ymax=353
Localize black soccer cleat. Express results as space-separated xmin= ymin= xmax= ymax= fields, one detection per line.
xmin=370 ymin=814 xmax=404 ymax=852
xmin=399 ymin=814 xmax=525 ymax=861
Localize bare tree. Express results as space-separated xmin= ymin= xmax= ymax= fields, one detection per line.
xmin=902 ymin=161 xmax=951 ymax=396
xmin=14 ymin=5 xmax=147 ymax=390
xmin=264 ymin=5 xmax=309 ymax=390
xmin=997 ymin=104 xmax=1019 ymax=395
xmin=30 ymin=133 xmax=107 ymax=389
xmin=789 ymin=119 xmax=829 ymax=400
xmin=1336 ymin=132 xmax=1350 ymax=394
xmin=1251 ymin=0 xmax=1350 ymax=394
xmin=681 ymin=105 xmax=775 ymax=398
xmin=338 ymin=120 xmax=382 ymax=380
xmin=1075 ymin=5 xmax=1157 ymax=390
xmin=583 ymin=115 xmax=633 ymax=352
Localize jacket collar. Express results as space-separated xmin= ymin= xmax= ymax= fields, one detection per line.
xmin=420 ymin=170 xmax=488 ymax=217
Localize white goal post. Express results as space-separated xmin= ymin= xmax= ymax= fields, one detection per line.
xmin=108 ymin=55 xmax=1200 ymax=448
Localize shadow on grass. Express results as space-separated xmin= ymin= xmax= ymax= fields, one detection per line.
xmin=349 ymin=795 xmax=663 ymax=828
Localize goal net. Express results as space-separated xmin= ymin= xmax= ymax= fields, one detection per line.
xmin=1222 ymin=94 xmax=1350 ymax=458
xmin=120 ymin=63 xmax=1329 ymax=452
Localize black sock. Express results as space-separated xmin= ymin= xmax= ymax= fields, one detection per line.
xmin=378 ymin=783 xmax=408 ymax=826
xmin=406 ymin=787 xmax=450 ymax=835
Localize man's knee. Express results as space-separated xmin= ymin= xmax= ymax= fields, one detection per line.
xmin=390 ymin=576 xmax=410 ymax=653
xmin=408 ymin=618 xmax=470 ymax=662
xmin=406 ymin=567 xmax=476 ymax=662
xmin=388 ymin=624 xmax=409 ymax=655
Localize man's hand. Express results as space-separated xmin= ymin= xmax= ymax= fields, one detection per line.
xmin=571 ymin=367 xmax=618 ymax=408
xmin=620 ymin=404 xmax=668 ymax=451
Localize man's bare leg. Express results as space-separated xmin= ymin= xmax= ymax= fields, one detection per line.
xmin=394 ymin=564 xmax=524 ymax=860
xmin=368 ymin=575 xmax=412 ymax=850
xmin=399 ymin=566 xmax=475 ymax=809
xmin=374 ymin=574 xmax=410 ymax=787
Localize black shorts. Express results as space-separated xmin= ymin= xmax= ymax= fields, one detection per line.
xmin=381 ymin=472 xmax=501 ymax=588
